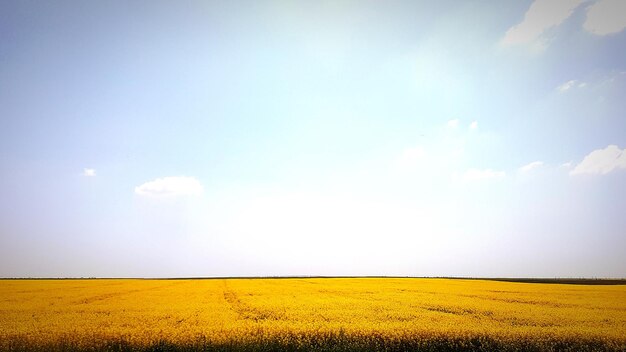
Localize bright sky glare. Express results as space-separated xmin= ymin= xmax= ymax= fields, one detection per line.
xmin=1 ymin=0 xmax=625 ymax=278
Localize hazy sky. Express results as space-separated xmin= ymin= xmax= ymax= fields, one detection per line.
xmin=1 ymin=0 xmax=625 ymax=278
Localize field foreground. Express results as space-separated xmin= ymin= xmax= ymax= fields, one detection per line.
xmin=1 ymin=278 xmax=625 ymax=351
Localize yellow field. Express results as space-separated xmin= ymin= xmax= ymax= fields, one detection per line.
xmin=1 ymin=278 xmax=625 ymax=351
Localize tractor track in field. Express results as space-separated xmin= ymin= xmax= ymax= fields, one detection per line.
xmin=221 ymin=280 xmax=285 ymax=322
xmin=72 ymin=282 xmax=182 ymax=305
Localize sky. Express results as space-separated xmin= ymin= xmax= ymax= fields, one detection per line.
xmin=1 ymin=0 xmax=625 ymax=278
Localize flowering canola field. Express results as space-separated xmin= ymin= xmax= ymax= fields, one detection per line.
xmin=1 ymin=278 xmax=625 ymax=351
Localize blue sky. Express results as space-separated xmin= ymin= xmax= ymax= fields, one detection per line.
xmin=1 ymin=0 xmax=625 ymax=278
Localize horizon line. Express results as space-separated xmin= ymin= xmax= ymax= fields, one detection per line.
xmin=1 ymin=275 xmax=625 ymax=284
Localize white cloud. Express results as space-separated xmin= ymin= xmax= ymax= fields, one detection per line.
xmin=83 ymin=168 xmax=96 ymax=177
xmin=469 ymin=121 xmax=478 ymax=129
xmin=561 ymin=161 xmax=573 ymax=168
xmin=135 ymin=176 xmax=204 ymax=197
xmin=501 ymin=0 xmax=584 ymax=47
xmin=557 ymin=79 xmax=581 ymax=92
xmin=463 ymin=168 xmax=506 ymax=181
xmin=519 ymin=161 xmax=544 ymax=172
xmin=558 ymin=72 xmax=625 ymax=92
xmin=570 ymin=145 xmax=626 ymax=175
xmin=447 ymin=119 xmax=460 ymax=128
xmin=584 ymin=0 xmax=626 ymax=35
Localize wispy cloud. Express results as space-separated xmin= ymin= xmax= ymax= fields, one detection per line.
xmin=557 ymin=79 xmax=583 ymax=92
xmin=469 ymin=121 xmax=478 ymax=130
xmin=447 ymin=119 xmax=460 ymax=128
xmin=83 ymin=168 xmax=96 ymax=177
xmin=570 ymin=145 xmax=626 ymax=175
xmin=463 ymin=168 xmax=506 ymax=181
xmin=519 ymin=161 xmax=544 ymax=172
xmin=135 ymin=176 xmax=204 ymax=197
xmin=584 ymin=0 xmax=626 ymax=35
xmin=557 ymin=72 xmax=625 ymax=93
xmin=501 ymin=0 xmax=584 ymax=49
